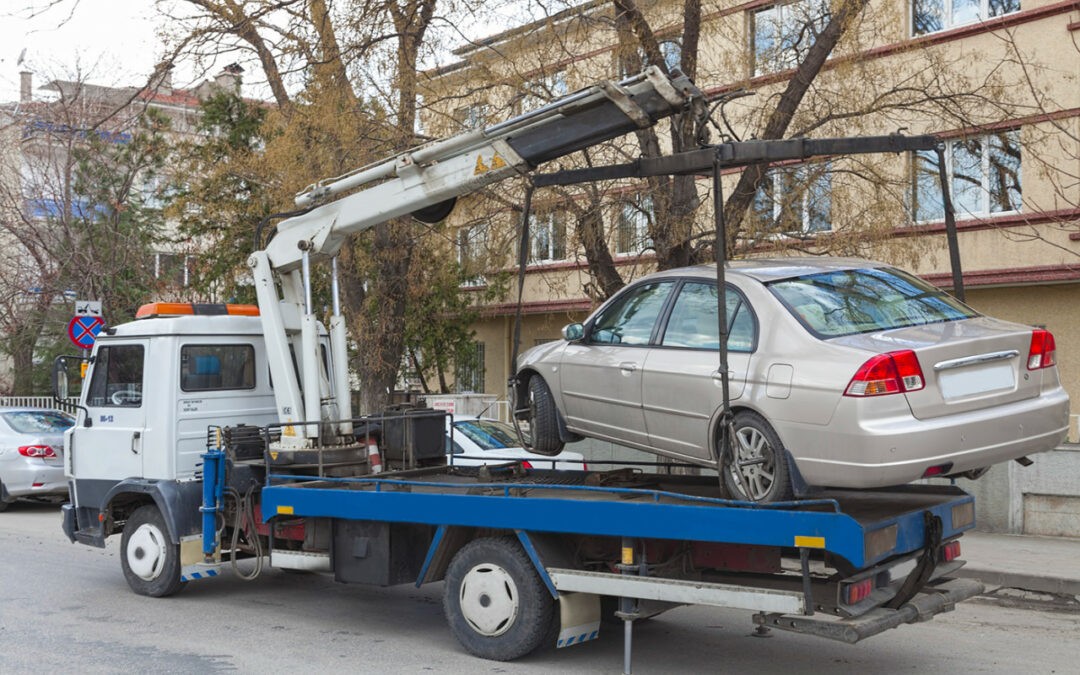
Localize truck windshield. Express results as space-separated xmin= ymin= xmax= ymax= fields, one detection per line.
xmin=454 ymin=420 xmax=526 ymax=450
xmin=767 ymin=267 xmax=977 ymax=338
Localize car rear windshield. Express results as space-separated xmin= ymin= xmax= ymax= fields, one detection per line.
xmin=2 ymin=411 xmax=74 ymax=434
xmin=454 ymin=420 xmax=526 ymax=450
xmin=767 ymin=267 xmax=978 ymax=338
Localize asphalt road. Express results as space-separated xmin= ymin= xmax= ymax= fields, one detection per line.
xmin=2 ymin=501 xmax=1078 ymax=674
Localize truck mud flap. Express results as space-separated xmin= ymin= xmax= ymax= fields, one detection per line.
xmin=756 ymin=578 xmax=984 ymax=644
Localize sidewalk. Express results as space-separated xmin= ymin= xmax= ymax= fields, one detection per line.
xmin=955 ymin=532 xmax=1080 ymax=596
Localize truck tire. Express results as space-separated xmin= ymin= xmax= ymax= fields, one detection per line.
xmin=120 ymin=504 xmax=186 ymax=597
xmin=527 ymin=376 xmax=564 ymax=456
xmin=720 ymin=411 xmax=794 ymax=503
xmin=444 ymin=536 xmax=556 ymax=661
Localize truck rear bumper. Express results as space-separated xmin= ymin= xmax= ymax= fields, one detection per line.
xmin=756 ymin=577 xmax=984 ymax=644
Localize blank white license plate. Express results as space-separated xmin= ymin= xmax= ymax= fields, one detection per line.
xmin=939 ymin=362 xmax=1015 ymax=399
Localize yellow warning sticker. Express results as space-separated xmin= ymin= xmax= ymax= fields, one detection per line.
xmin=270 ymin=452 xmax=279 ymax=461
xmin=491 ymin=152 xmax=507 ymax=170
xmin=474 ymin=155 xmax=489 ymax=175
xmin=277 ymin=505 xmax=294 ymax=515
xmin=282 ymin=425 xmax=295 ymax=437
xmin=794 ymin=536 xmax=826 ymax=549
xmin=621 ymin=547 xmax=634 ymax=565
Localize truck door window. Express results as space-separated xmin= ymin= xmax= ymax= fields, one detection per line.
xmin=87 ymin=345 xmax=145 ymax=407
xmin=181 ymin=345 xmax=256 ymax=391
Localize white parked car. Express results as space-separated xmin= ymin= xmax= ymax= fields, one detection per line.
xmin=0 ymin=408 xmax=75 ymax=511
xmin=446 ymin=416 xmax=586 ymax=471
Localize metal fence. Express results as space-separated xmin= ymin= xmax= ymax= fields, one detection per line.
xmin=0 ymin=396 xmax=79 ymax=414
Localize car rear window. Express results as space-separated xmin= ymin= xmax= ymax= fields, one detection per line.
xmin=2 ymin=411 xmax=74 ymax=434
xmin=767 ymin=267 xmax=978 ymax=338
xmin=454 ymin=420 xmax=525 ymax=450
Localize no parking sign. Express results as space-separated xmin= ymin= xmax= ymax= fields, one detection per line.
xmin=68 ymin=315 xmax=105 ymax=349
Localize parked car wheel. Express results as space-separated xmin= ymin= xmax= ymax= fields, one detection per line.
xmin=444 ymin=536 xmax=557 ymax=661
xmin=721 ymin=411 xmax=793 ymax=503
xmin=120 ymin=504 xmax=186 ymax=597
xmin=527 ymin=376 xmax=564 ymax=456
xmin=0 ymin=484 xmax=9 ymax=512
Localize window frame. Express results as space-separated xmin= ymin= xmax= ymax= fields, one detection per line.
xmin=752 ymin=162 xmax=832 ymax=235
xmin=179 ymin=343 xmax=257 ymax=393
xmin=614 ymin=194 xmax=654 ymax=257
xmin=750 ymin=0 xmax=831 ymax=77
xmin=911 ymin=129 xmax=1022 ymax=223
xmin=528 ymin=209 xmax=568 ymax=264
xmin=910 ymin=0 xmax=1021 ymax=37
xmin=654 ymin=279 xmax=760 ymax=354
xmin=457 ymin=222 xmax=489 ymax=287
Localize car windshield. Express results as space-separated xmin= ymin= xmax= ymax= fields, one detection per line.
xmin=2 ymin=410 xmax=75 ymax=434
xmin=767 ymin=267 xmax=978 ymax=338
xmin=453 ymin=420 xmax=526 ymax=450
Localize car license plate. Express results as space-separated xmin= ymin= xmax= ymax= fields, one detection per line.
xmin=939 ymin=362 xmax=1014 ymax=399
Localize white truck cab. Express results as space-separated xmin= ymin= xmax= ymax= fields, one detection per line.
xmin=63 ymin=302 xmax=316 ymax=549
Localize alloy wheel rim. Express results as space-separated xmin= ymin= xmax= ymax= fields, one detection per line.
xmin=459 ymin=563 xmax=520 ymax=637
xmin=729 ymin=426 xmax=775 ymax=500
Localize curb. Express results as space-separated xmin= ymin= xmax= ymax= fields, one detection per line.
xmin=954 ymin=567 xmax=1080 ymax=597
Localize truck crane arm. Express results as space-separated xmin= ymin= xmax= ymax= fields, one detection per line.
xmin=248 ymin=67 xmax=704 ymax=448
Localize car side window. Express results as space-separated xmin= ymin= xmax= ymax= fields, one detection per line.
xmin=87 ymin=344 xmax=145 ymax=407
xmin=660 ymin=282 xmax=756 ymax=352
xmin=589 ymin=282 xmax=673 ymax=345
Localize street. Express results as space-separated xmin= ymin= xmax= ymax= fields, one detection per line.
xmin=1 ymin=501 xmax=1077 ymax=674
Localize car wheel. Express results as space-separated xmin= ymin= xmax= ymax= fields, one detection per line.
xmin=444 ymin=536 xmax=558 ymax=661
xmin=527 ymin=376 xmax=564 ymax=456
xmin=120 ymin=504 xmax=186 ymax=597
xmin=0 ymin=479 xmax=10 ymax=512
xmin=720 ymin=411 xmax=793 ymax=503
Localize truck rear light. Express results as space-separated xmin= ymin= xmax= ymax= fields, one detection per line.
xmin=842 ymin=578 xmax=873 ymax=605
xmin=921 ymin=462 xmax=953 ymax=478
xmin=19 ymin=445 xmax=56 ymax=458
xmin=941 ymin=540 xmax=961 ymax=562
xmin=845 ymin=350 xmax=925 ymax=396
xmin=1027 ymin=329 xmax=1056 ymax=370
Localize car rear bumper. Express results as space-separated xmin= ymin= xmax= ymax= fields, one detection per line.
xmin=784 ymin=388 xmax=1070 ymax=488
xmin=1 ymin=460 xmax=68 ymax=499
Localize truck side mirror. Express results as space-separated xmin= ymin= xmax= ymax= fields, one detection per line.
xmin=562 ymin=323 xmax=585 ymax=342
xmin=52 ymin=357 xmax=70 ymax=400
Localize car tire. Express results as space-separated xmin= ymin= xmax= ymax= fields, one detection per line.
xmin=527 ymin=376 xmax=564 ymax=456
xmin=720 ymin=411 xmax=794 ymax=503
xmin=444 ymin=536 xmax=557 ymax=661
xmin=120 ymin=504 xmax=186 ymax=597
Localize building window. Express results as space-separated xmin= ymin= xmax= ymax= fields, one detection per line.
xmin=457 ymin=223 xmax=488 ymax=287
xmin=751 ymin=0 xmax=830 ymax=76
xmin=912 ymin=0 xmax=1020 ymax=36
xmin=912 ymin=130 xmax=1021 ymax=222
xmin=751 ymin=164 xmax=832 ymax=234
xmin=521 ymin=70 xmax=568 ymax=110
xmin=155 ymin=252 xmax=194 ymax=287
xmin=455 ymin=341 xmax=485 ymax=393
xmin=660 ymin=40 xmax=682 ymax=72
xmin=529 ymin=210 xmax=567 ymax=264
xmin=454 ymin=102 xmax=488 ymax=130
xmin=615 ymin=195 xmax=654 ymax=256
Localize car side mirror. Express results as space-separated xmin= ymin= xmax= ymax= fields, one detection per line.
xmin=562 ymin=323 xmax=585 ymax=342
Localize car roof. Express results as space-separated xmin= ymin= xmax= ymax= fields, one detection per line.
xmin=635 ymin=257 xmax=885 ymax=284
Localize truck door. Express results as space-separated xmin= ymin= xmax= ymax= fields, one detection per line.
xmin=72 ymin=341 xmax=148 ymax=487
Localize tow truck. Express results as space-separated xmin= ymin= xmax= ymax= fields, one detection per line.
xmin=54 ymin=66 xmax=984 ymax=671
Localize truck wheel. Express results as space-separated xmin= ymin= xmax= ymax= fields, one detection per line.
xmin=720 ymin=411 xmax=793 ymax=503
xmin=527 ymin=376 xmax=564 ymax=456
xmin=444 ymin=536 xmax=556 ymax=661
xmin=120 ymin=505 xmax=186 ymax=597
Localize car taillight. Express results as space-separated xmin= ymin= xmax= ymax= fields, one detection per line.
xmin=921 ymin=462 xmax=953 ymax=478
xmin=582 ymin=462 xmax=588 ymax=471
xmin=19 ymin=445 xmax=56 ymax=458
xmin=1027 ymin=329 xmax=1057 ymax=370
xmin=842 ymin=578 xmax=874 ymax=605
xmin=521 ymin=461 xmax=534 ymax=469
xmin=845 ymin=350 xmax=925 ymax=397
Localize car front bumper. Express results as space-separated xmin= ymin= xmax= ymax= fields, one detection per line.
xmin=783 ymin=387 xmax=1071 ymax=489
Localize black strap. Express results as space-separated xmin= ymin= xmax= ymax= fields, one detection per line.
xmin=508 ymin=183 xmax=535 ymax=448
xmin=885 ymin=511 xmax=944 ymax=609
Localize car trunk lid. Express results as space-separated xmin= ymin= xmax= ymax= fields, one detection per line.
xmin=831 ymin=317 xmax=1039 ymax=419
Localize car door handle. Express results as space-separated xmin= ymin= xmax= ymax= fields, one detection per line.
xmin=131 ymin=431 xmax=141 ymax=454
xmin=619 ymin=362 xmax=637 ymax=372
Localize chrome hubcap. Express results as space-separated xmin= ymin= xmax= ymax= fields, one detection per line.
xmin=127 ymin=522 xmax=167 ymax=581
xmin=730 ymin=427 xmax=775 ymax=501
xmin=459 ymin=563 xmax=519 ymax=637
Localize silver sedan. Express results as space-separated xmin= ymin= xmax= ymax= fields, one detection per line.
xmin=515 ymin=258 xmax=1070 ymax=502
xmin=0 ymin=408 xmax=74 ymax=511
